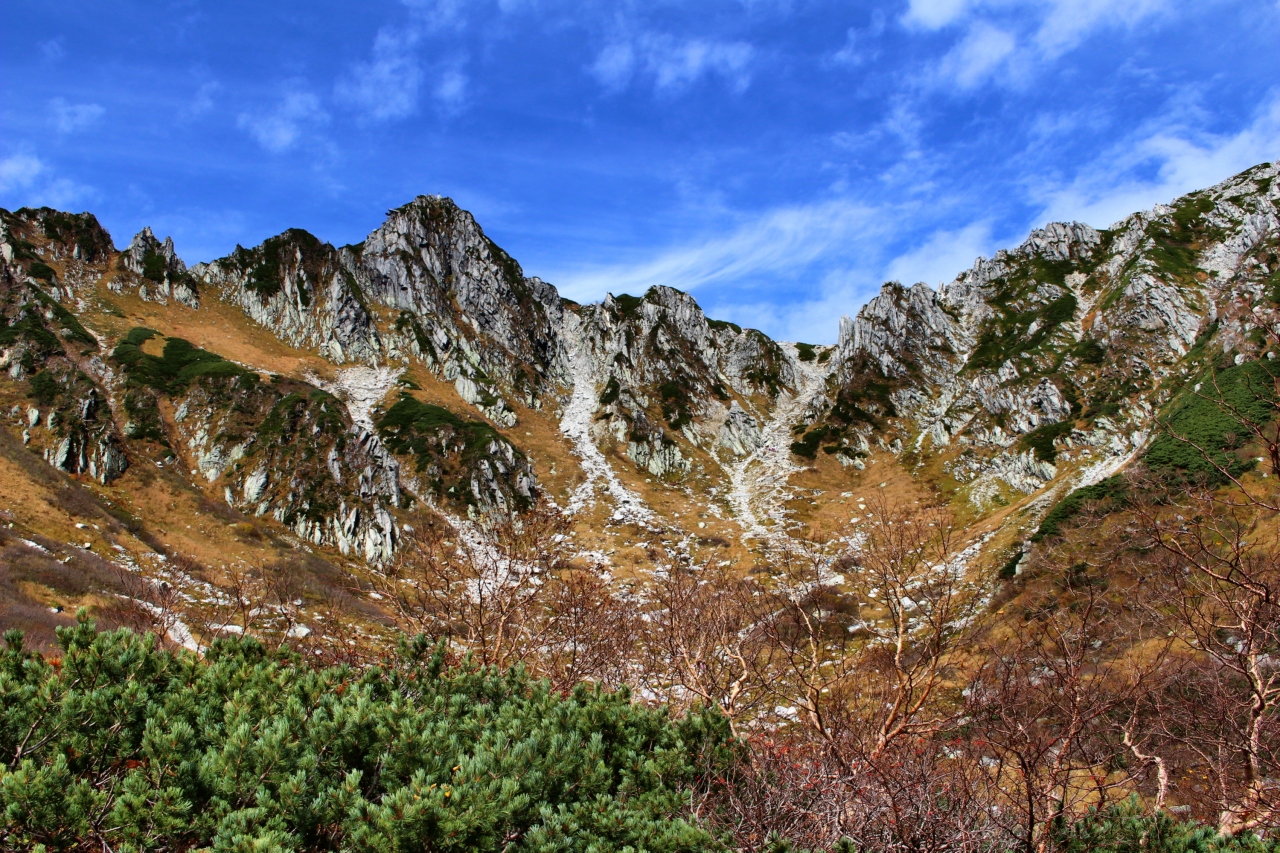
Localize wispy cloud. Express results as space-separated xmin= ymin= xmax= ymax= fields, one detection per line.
xmin=0 ymin=153 xmax=95 ymax=209
xmin=1033 ymin=0 xmax=1171 ymax=57
xmin=591 ymin=43 xmax=636 ymax=92
xmin=902 ymin=0 xmax=972 ymax=30
xmin=237 ymin=86 xmax=330 ymax=152
xmin=907 ymin=0 xmax=1175 ymax=93
xmin=400 ymin=0 xmax=468 ymax=31
xmin=179 ymin=81 xmax=220 ymax=121
xmin=49 ymin=98 xmax=105 ymax=133
xmin=552 ymin=199 xmax=878 ymax=303
xmin=39 ymin=38 xmax=65 ymax=62
xmin=0 ymin=154 xmax=44 ymax=194
xmin=1032 ymin=90 xmax=1280 ymax=228
xmin=831 ymin=13 xmax=885 ymax=66
xmin=590 ymin=33 xmax=754 ymax=94
xmin=933 ymin=22 xmax=1017 ymax=90
xmin=336 ymin=28 xmax=424 ymax=121
xmin=434 ymin=66 xmax=469 ymax=112
xmin=885 ymin=220 xmax=995 ymax=286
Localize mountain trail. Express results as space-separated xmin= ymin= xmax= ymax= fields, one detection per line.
xmin=724 ymin=344 xmax=832 ymax=546
xmin=558 ymin=315 xmax=655 ymax=526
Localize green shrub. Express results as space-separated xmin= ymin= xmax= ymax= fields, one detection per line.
xmin=377 ymin=393 xmax=510 ymax=498
xmin=28 ymin=261 xmax=56 ymax=281
xmin=141 ymin=250 xmax=167 ymax=282
xmin=599 ymin=376 xmax=621 ymax=406
xmin=1075 ymin=338 xmax=1107 ymax=365
xmin=112 ymin=332 xmax=246 ymax=394
xmin=1032 ymin=475 xmax=1127 ymax=542
xmin=1052 ymin=797 xmax=1278 ymax=853
xmin=795 ymin=342 xmax=817 ymax=362
xmin=790 ymin=425 xmax=832 ymax=459
xmin=1018 ymin=420 xmax=1074 ymax=463
xmin=0 ymin=620 xmax=728 ymax=852
xmin=613 ymin=293 xmax=643 ymax=315
xmin=1145 ymin=360 xmax=1277 ymax=481
xmin=1040 ymin=293 xmax=1077 ymax=326
xmin=27 ymin=370 xmax=60 ymax=407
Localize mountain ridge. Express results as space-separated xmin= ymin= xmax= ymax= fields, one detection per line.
xmin=1 ymin=160 xmax=1277 ymax=649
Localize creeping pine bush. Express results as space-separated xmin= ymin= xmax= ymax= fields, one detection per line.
xmin=1051 ymin=798 xmax=1280 ymax=853
xmin=1146 ymin=359 xmax=1279 ymax=482
xmin=0 ymin=618 xmax=731 ymax=853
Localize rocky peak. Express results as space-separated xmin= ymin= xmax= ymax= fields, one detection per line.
xmin=0 ymin=207 xmax=115 ymax=265
xmin=355 ymin=195 xmax=571 ymax=409
xmin=122 ymin=226 xmax=186 ymax=278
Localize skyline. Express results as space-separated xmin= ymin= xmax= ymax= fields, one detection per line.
xmin=2 ymin=0 xmax=1278 ymax=342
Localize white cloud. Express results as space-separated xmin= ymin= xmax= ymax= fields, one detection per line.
xmin=0 ymin=154 xmax=44 ymax=193
xmin=1034 ymin=0 xmax=1170 ymax=57
xmin=180 ymin=81 xmax=220 ymax=121
xmin=1033 ymin=91 xmax=1280 ymax=229
xmin=434 ymin=67 xmax=468 ymax=111
xmin=590 ymin=43 xmax=636 ymax=91
xmin=933 ymin=22 xmax=1017 ymax=89
xmin=49 ymin=98 xmax=105 ymax=133
xmin=907 ymin=0 xmax=1174 ymax=92
xmin=237 ymin=87 xmax=330 ymax=153
xmin=40 ymin=38 xmax=65 ymax=62
xmin=589 ymin=33 xmax=754 ymax=94
xmin=400 ymin=0 xmax=468 ymax=31
xmin=0 ymin=154 xmax=94 ymax=210
xmin=551 ymin=199 xmax=878 ymax=304
xmin=832 ymin=14 xmax=888 ymax=67
xmin=645 ymin=35 xmax=754 ymax=93
xmin=885 ymin=220 xmax=994 ymax=286
xmin=706 ymin=268 xmax=868 ymax=343
xmin=336 ymin=28 xmax=424 ymax=121
xmin=903 ymin=0 xmax=973 ymax=30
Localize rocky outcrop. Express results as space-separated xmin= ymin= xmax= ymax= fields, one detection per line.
xmin=4 ymin=162 xmax=1279 ymax=569
xmin=571 ymin=286 xmax=795 ymax=480
xmin=818 ymin=161 xmax=1280 ymax=505
xmin=194 ymin=230 xmax=383 ymax=365
xmin=117 ymin=227 xmax=199 ymax=307
xmin=718 ymin=400 xmax=765 ymax=457
xmin=353 ymin=197 xmax=571 ymax=414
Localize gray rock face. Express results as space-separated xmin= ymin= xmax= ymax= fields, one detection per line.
xmin=191 ymin=199 xmax=572 ymax=426
xmin=568 ymin=285 xmax=795 ymax=481
xmin=355 ymin=197 xmax=571 ymax=408
xmin=718 ymin=400 xmax=765 ymax=457
xmin=194 ymin=231 xmax=383 ymax=365
xmin=821 ymin=161 xmax=1280 ymax=504
xmin=119 ymin=227 xmax=199 ymax=307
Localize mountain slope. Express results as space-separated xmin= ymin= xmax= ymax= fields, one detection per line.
xmin=1 ymin=160 xmax=1277 ymax=648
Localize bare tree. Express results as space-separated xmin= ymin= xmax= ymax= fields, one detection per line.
xmin=538 ymin=566 xmax=639 ymax=692
xmin=643 ymin=560 xmax=770 ymax=736
xmin=371 ymin=501 xmax=571 ymax=671
xmin=1137 ymin=486 xmax=1280 ymax=834
xmin=758 ymin=496 xmax=978 ymax=766
xmin=106 ymin=562 xmax=186 ymax=650
xmin=721 ymin=497 xmax=994 ymax=851
xmin=964 ymin=557 xmax=1168 ymax=853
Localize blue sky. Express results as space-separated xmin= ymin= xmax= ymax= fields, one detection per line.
xmin=2 ymin=0 xmax=1278 ymax=343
